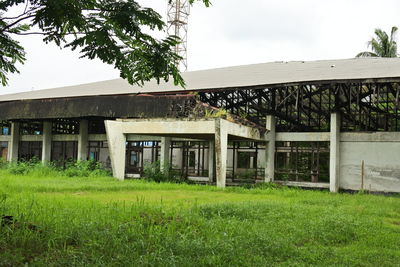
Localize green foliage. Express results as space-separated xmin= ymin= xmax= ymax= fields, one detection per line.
xmin=1 ymin=159 xmax=110 ymax=177
xmin=0 ymin=0 xmax=210 ymax=86
xmin=64 ymin=160 xmax=110 ymax=177
xmin=0 ymin=158 xmax=7 ymax=169
xmin=204 ymin=108 xmax=229 ymax=118
xmin=357 ymin=26 xmax=398 ymax=58
xmin=7 ymin=158 xmax=42 ymax=175
xmin=143 ymin=160 xmax=184 ymax=183
xmin=235 ymin=169 xmax=257 ymax=181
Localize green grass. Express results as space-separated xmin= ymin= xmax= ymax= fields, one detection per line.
xmin=0 ymin=169 xmax=399 ymax=266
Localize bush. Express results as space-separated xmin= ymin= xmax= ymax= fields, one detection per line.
xmin=2 ymin=159 xmax=110 ymax=178
xmin=143 ymin=161 xmax=184 ymax=183
xmin=64 ymin=160 xmax=110 ymax=177
xmin=0 ymin=158 xmax=7 ymax=169
xmin=7 ymin=158 xmax=41 ymax=175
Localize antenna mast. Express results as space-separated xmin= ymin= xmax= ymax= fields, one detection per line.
xmin=167 ymin=0 xmax=190 ymax=71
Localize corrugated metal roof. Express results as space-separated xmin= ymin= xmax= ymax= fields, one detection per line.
xmin=1 ymin=57 xmax=400 ymax=102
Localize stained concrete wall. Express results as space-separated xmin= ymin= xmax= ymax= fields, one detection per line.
xmin=340 ymin=133 xmax=400 ymax=193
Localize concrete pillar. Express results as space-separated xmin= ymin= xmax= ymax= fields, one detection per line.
xmin=42 ymin=121 xmax=52 ymax=163
xmin=8 ymin=122 xmax=20 ymax=162
xmin=265 ymin=115 xmax=276 ymax=182
xmin=77 ymin=119 xmax=88 ymax=161
xmin=105 ymin=120 xmax=126 ymax=180
xmin=215 ymin=119 xmax=227 ymax=188
xmin=208 ymin=140 xmax=215 ymax=183
xmin=330 ymin=113 xmax=341 ymax=192
xmin=160 ymin=137 xmax=171 ymax=172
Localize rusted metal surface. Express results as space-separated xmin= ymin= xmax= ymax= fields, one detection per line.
xmin=0 ymin=95 xmax=198 ymax=120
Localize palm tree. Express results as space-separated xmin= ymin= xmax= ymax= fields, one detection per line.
xmin=356 ymin=26 xmax=398 ymax=57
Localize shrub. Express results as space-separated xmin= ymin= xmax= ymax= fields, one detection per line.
xmin=7 ymin=158 xmax=41 ymax=175
xmin=64 ymin=160 xmax=110 ymax=177
xmin=143 ymin=161 xmax=184 ymax=183
xmin=3 ymin=159 xmax=110 ymax=178
xmin=0 ymin=158 xmax=7 ymax=169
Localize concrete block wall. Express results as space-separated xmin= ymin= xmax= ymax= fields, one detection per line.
xmin=339 ymin=133 xmax=400 ymax=193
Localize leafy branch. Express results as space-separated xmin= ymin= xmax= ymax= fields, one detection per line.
xmin=0 ymin=0 xmax=210 ymax=87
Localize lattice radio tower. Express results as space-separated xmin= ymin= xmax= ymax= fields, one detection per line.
xmin=167 ymin=0 xmax=190 ymax=71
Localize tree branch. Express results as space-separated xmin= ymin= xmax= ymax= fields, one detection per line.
xmin=1 ymin=14 xmax=36 ymax=32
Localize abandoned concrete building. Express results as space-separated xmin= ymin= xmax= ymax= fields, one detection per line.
xmin=1 ymin=58 xmax=400 ymax=193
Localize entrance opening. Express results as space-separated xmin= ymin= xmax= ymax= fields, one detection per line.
xmin=227 ymin=141 xmax=265 ymax=184
xmin=171 ymin=141 xmax=209 ymax=178
xmin=125 ymin=141 xmax=160 ymax=176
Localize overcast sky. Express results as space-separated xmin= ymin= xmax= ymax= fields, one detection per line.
xmin=2 ymin=0 xmax=400 ymax=94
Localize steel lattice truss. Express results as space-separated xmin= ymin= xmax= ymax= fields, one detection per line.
xmin=167 ymin=0 xmax=190 ymax=71
xmin=198 ymin=82 xmax=400 ymax=132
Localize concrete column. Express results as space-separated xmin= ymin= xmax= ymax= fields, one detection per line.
xmin=42 ymin=121 xmax=52 ymax=163
xmin=215 ymin=119 xmax=227 ymax=188
xmin=208 ymin=140 xmax=215 ymax=183
xmin=265 ymin=115 xmax=276 ymax=182
xmin=330 ymin=112 xmax=341 ymax=192
xmin=77 ymin=119 xmax=88 ymax=161
xmin=105 ymin=120 xmax=126 ymax=180
xmin=8 ymin=122 xmax=20 ymax=162
xmin=160 ymin=137 xmax=171 ymax=172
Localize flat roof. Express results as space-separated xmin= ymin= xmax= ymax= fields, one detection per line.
xmin=1 ymin=57 xmax=400 ymax=102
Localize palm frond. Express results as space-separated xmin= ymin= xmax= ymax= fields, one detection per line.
xmin=358 ymin=27 xmax=398 ymax=57
xmin=356 ymin=51 xmax=378 ymax=57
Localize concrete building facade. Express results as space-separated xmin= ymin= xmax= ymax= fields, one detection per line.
xmin=1 ymin=58 xmax=400 ymax=193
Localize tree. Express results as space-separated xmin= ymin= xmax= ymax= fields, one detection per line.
xmin=0 ymin=0 xmax=210 ymax=87
xmin=356 ymin=26 xmax=398 ymax=58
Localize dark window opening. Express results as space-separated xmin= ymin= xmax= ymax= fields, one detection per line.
xmin=19 ymin=141 xmax=42 ymax=161
xmin=237 ymin=152 xmax=257 ymax=169
xmin=52 ymin=119 xmax=80 ymax=134
xmin=88 ymin=119 xmax=106 ymax=134
xmin=51 ymin=141 xmax=78 ymax=166
xmin=20 ymin=121 xmax=43 ymax=135
xmin=0 ymin=121 xmax=11 ymax=135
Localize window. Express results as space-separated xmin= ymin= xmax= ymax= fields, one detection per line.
xmin=19 ymin=141 xmax=42 ymax=161
xmin=20 ymin=121 xmax=43 ymax=135
xmin=237 ymin=152 xmax=256 ymax=169
xmin=51 ymin=141 xmax=78 ymax=162
xmin=52 ymin=119 xmax=80 ymax=134
xmin=0 ymin=121 xmax=10 ymax=135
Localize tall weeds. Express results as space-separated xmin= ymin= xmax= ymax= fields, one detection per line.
xmin=1 ymin=159 xmax=110 ymax=178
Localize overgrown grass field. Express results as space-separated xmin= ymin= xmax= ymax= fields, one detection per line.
xmin=0 ymin=166 xmax=399 ymax=266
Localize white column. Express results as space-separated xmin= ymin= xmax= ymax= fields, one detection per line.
xmin=208 ymin=140 xmax=215 ymax=183
xmin=42 ymin=121 xmax=52 ymax=163
xmin=105 ymin=120 xmax=126 ymax=180
xmin=330 ymin=112 xmax=341 ymax=192
xmin=77 ymin=119 xmax=88 ymax=161
xmin=265 ymin=115 xmax=276 ymax=182
xmin=215 ymin=119 xmax=227 ymax=188
xmin=160 ymin=137 xmax=171 ymax=172
xmin=8 ymin=122 xmax=20 ymax=162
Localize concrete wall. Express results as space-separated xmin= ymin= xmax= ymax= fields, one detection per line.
xmin=340 ymin=132 xmax=400 ymax=193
